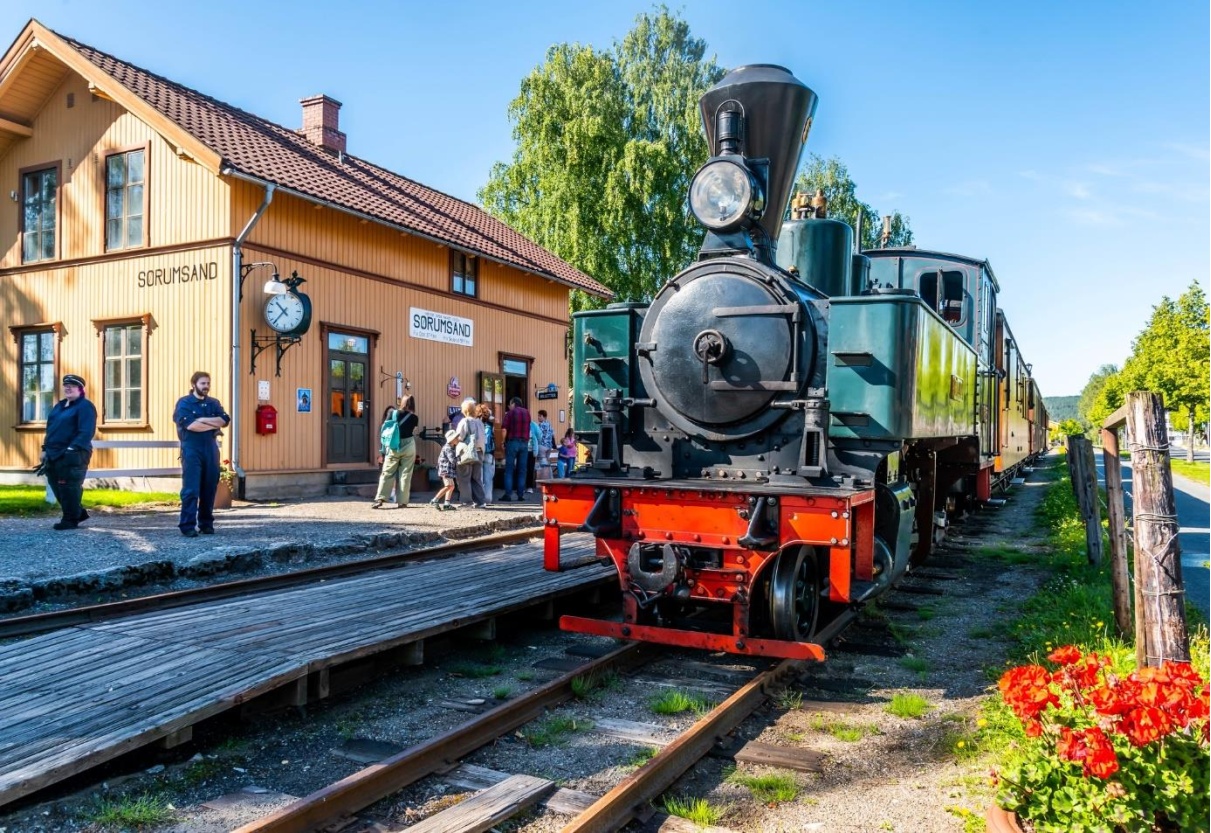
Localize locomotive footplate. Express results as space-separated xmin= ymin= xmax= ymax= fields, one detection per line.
xmin=541 ymin=478 xmax=876 ymax=661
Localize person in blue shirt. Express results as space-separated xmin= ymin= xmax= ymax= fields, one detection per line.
xmin=41 ymin=374 xmax=97 ymax=530
xmin=173 ymin=371 xmax=230 ymax=537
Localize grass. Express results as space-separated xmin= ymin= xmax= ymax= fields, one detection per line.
xmin=622 ymin=746 xmax=660 ymax=771
xmin=774 ymin=688 xmax=803 ymax=710
xmin=447 ymin=661 xmax=503 ymax=679
xmin=85 ymin=793 xmax=175 ymax=827
xmin=0 ymin=485 xmax=179 ymax=517
xmin=518 ymin=715 xmax=591 ymax=748
xmin=514 ymin=670 xmax=536 ymax=682
xmin=491 ymin=685 xmax=512 ymax=700
xmin=887 ymin=622 xmax=918 ymax=646
xmin=660 ymin=794 xmax=728 ymax=826
xmin=725 ymin=769 xmax=800 ymax=803
xmin=917 ymin=604 xmax=937 ymax=621
xmin=899 ymin=656 xmax=930 ymax=676
xmin=648 ymin=689 xmax=713 ymax=716
xmin=884 ymin=692 xmax=932 ymax=719
xmin=1170 ymin=459 xmax=1210 ymax=484
xmin=571 ymin=669 xmax=620 ymax=700
xmin=808 ymin=714 xmax=880 ymax=742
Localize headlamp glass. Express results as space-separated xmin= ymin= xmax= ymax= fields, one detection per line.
xmin=689 ymin=160 xmax=756 ymax=230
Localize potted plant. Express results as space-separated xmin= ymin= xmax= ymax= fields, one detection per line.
xmin=215 ymin=459 xmax=236 ymax=509
xmin=990 ymin=645 xmax=1209 ymax=832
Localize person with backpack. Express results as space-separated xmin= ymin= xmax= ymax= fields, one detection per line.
xmin=476 ymin=403 xmax=497 ymax=502
xmin=372 ymin=395 xmax=418 ymax=509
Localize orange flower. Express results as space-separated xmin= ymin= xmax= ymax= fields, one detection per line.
xmin=1120 ymin=705 xmax=1172 ymax=747
xmin=1048 ymin=645 xmax=1082 ymax=666
xmin=1082 ymin=727 xmax=1119 ymax=778
xmin=999 ymin=665 xmax=1059 ymax=721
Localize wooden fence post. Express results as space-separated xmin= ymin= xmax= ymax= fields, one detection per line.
xmin=1080 ymin=437 xmax=1104 ymax=566
xmin=1100 ymin=425 xmax=1132 ymax=639
xmin=1125 ymin=391 xmax=1190 ymax=666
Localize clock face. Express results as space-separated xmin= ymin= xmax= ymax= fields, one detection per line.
xmin=265 ymin=293 xmax=306 ymax=334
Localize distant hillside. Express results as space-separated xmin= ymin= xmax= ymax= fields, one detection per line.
xmin=1045 ymin=395 xmax=1080 ymax=423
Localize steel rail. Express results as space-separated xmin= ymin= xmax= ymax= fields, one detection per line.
xmin=560 ymin=658 xmax=800 ymax=833
xmin=0 ymin=527 xmax=542 ymax=639
xmin=235 ymin=642 xmax=657 ymax=833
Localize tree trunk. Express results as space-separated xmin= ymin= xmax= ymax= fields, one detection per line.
xmin=1186 ymin=404 xmax=1195 ymax=463
xmin=1127 ymin=391 xmax=1190 ymax=666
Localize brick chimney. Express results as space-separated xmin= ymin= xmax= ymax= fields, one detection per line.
xmin=300 ymin=94 xmax=346 ymax=154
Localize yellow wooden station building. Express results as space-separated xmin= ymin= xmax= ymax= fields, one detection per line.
xmin=0 ymin=20 xmax=609 ymax=498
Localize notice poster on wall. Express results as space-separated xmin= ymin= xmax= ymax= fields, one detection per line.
xmin=297 ymin=388 xmax=312 ymax=413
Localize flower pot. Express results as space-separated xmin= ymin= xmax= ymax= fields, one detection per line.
xmin=214 ymin=480 xmax=233 ymax=510
xmin=985 ymin=804 xmax=1025 ymax=833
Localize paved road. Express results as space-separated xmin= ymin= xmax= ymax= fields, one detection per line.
xmin=1094 ymin=450 xmax=1209 ymax=622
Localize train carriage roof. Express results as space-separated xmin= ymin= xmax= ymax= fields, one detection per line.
xmin=863 ymin=247 xmax=1001 ymax=292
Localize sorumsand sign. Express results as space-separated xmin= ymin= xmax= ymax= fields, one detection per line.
xmin=409 ymin=307 xmax=473 ymax=347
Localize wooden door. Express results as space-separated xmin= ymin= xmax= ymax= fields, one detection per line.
xmin=326 ymin=331 xmax=371 ymax=464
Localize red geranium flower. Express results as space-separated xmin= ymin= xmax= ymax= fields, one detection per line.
xmin=1120 ymin=705 xmax=1172 ymax=747
xmin=1081 ymin=727 xmax=1119 ymax=778
xmin=999 ymin=665 xmax=1059 ymax=721
xmin=1048 ymin=645 xmax=1082 ymax=666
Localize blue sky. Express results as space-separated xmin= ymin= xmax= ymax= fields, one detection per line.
xmin=4 ymin=1 xmax=1207 ymax=395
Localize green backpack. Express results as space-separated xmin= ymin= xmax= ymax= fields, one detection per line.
xmin=380 ymin=410 xmax=401 ymax=452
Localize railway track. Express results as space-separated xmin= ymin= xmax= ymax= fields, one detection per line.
xmin=0 ymin=527 xmax=542 ymax=639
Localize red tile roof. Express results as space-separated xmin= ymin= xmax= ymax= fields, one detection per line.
xmin=59 ymin=33 xmax=611 ymax=298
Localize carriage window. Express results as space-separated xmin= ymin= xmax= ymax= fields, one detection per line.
xmin=941 ymin=271 xmax=965 ymax=324
xmin=919 ymin=273 xmax=938 ymax=311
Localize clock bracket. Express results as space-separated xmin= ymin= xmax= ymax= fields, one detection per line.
xmin=250 ymin=329 xmax=301 ymax=377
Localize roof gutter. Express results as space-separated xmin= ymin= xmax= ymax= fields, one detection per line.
xmin=218 ymin=166 xmax=610 ymax=298
xmin=230 ymin=181 xmax=276 ymax=486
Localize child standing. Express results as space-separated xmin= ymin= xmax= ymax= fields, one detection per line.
xmin=430 ymin=430 xmax=460 ymax=510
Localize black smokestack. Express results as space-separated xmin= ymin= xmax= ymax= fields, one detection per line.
xmin=699 ymin=65 xmax=817 ymax=244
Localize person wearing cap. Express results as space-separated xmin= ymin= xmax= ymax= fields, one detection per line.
xmin=41 ymin=374 xmax=97 ymax=530
xmin=173 ymin=371 xmax=231 ymax=537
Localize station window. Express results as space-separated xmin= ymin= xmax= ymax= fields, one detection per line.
xmin=451 ymin=251 xmax=477 ymax=297
xmin=105 ymin=148 xmax=146 ymax=251
xmin=16 ymin=328 xmax=58 ymax=422
xmin=21 ymin=166 xmax=58 ymax=264
xmin=102 ymin=322 xmax=145 ymax=423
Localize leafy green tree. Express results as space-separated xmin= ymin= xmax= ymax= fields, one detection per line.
xmin=1091 ymin=282 xmax=1209 ymax=461
xmin=1077 ymin=363 xmax=1118 ymax=431
xmin=480 ymin=8 xmax=723 ymax=310
xmin=1049 ymin=417 xmax=1086 ymax=444
xmin=790 ymin=155 xmax=913 ymax=249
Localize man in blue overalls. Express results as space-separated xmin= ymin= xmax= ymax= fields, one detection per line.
xmin=173 ymin=371 xmax=230 ymax=537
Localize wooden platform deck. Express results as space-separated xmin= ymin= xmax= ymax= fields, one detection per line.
xmin=0 ymin=535 xmax=609 ymax=809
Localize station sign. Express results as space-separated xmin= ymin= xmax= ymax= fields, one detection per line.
xmin=409 ymin=307 xmax=473 ymax=347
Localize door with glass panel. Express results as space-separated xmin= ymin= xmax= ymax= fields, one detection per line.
xmin=325 ymin=331 xmax=370 ymax=463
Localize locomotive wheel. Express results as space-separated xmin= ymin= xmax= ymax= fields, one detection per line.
xmin=767 ymin=545 xmax=821 ymax=642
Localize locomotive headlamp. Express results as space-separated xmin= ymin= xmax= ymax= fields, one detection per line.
xmin=689 ymin=159 xmax=763 ymax=231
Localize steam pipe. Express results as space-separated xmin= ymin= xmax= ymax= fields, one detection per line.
xmin=230 ymin=180 xmax=276 ymax=485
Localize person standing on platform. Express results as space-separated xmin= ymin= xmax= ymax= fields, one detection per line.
xmin=455 ymin=398 xmax=487 ymax=507
xmin=40 ymin=374 xmax=97 ymax=530
xmin=500 ymin=396 xmax=530 ymax=502
xmin=173 ymin=371 xmax=230 ymax=537
xmin=557 ymin=428 xmax=577 ymax=477
xmin=476 ymin=402 xmax=497 ymax=502
xmin=373 ymin=395 xmax=418 ymax=508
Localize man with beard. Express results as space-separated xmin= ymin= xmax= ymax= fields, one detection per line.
xmin=40 ymin=374 xmax=97 ymax=530
xmin=173 ymin=371 xmax=230 ymax=537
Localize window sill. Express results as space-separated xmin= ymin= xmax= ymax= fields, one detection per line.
xmin=14 ymin=423 xmax=48 ymax=432
xmin=100 ymin=422 xmax=152 ymax=431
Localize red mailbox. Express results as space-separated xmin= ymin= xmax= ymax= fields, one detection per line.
xmin=255 ymin=404 xmax=278 ymax=435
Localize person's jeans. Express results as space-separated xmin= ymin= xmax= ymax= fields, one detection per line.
xmin=557 ymin=457 xmax=574 ymax=478
xmin=482 ymin=455 xmax=496 ymax=500
xmin=504 ymin=438 xmax=528 ymax=496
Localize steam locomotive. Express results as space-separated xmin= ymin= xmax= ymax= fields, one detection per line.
xmin=541 ymin=65 xmax=1048 ymax=661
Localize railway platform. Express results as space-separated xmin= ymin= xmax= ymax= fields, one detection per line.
xmin=0 ymin=532 xmax=608 ymax=809
xmin=0 ymin=495 xmax=545 ymax=613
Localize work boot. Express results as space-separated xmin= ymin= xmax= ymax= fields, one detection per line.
xmin=52 ymin=520 xmax=78 ymax=531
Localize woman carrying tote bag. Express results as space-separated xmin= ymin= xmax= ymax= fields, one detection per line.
xmin=454 ymin=398 xmax=487 ymax=507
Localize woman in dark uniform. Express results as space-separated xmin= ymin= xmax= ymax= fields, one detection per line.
xmin=41 ymin=374 xmax=97 ymax=530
